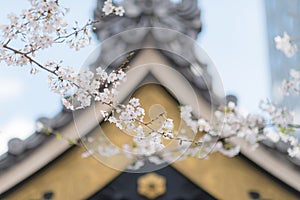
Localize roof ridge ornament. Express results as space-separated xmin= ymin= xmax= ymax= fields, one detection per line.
xmin=92 ymin=0 xmax=220 ymax=104
xmin=94 ymin=0 xmax=201 ymax=41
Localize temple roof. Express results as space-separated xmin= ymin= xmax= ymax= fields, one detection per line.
xmin=1 ymin=0 xmax=300 ymax=195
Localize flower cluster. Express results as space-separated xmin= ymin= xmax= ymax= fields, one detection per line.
xmin=48 ymin=64 xmax=127 ymax=110
xmin=182 ymin=101 xmax=298 ymax=162
xmin=41 ymin=87 xmax=299 ymax=167
xmin=102 ymin=0 xmax=125 ymax=16
xmin=273 ymin=32 xmax=300 ymax=160
xmin=1 ymin=0 xmax=66 ymax=64
xmin=1 ymin=0 xmax=62 ymax=61
xmin=64 ymin=20 xmax=93 ymax=51
xmin=0 ymin=0 xmax=100 ymax=86
xmin=102 ymin=97 xmax=175 ymax=160
xmin=282 ymin=69 xmax=300 ymax=95
xmin=259 ymin=100 xmax=295 ymax=132
xmin=0 ymin=0 xmax=124 ymax=70
xmin=180 ymin=105 xmax=210 ymax=133
xmin=274 ymin=32 xmax=298 ymax=57
xmin=259 ymin=100 xmax=299 ymax=153
xmin=81 ymin=136 xmax=120 ymax=158
xmin=106 ymin=97 xmax=145 ymax=130
xmin=180 ymin=103 xmax=264 ymax=158
xmin=1 ymin=0 xmax=68 ymax=43
xmin=82 ymin=97 xmax=300 ymax=168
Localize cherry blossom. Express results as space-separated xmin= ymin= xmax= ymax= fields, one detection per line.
xmin=102 ymin=0 xmax=125 ymax=16
xmin=115 ymin=6 xmax=125 ymax=17
xmin=274 ymin=32 xmax=298 ymax=57
xmin=180 ymin=102 xmax=262 ymax=157
xmin=83 ymin=94 xmax=300 ymax=168
xmin=48 ymin=65 xmax=128 ymax=110
xmin=0 ymin=0 xmax=123 ymax=69
xmin=288 ymin=146 xmax=300 ymax=158
xmin=282 ymin=69 xmax=300 ymax=95
xmin=102 ymin=0 xmax=115 ymax=15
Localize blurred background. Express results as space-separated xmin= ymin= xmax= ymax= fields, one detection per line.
xmin=0 ymin=0 xmax=298 ymax=154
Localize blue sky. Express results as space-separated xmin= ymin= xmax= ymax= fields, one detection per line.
xmin=199 ymin=0 xmax=270 ymax=111
xmin=0 ymin=0 xmax=98 ymax=153
xmin=0 ymin=0 xmax=270 ymax=154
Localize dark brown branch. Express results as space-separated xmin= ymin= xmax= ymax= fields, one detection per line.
xmin=3 ymin=44 xmax=57 ymax=75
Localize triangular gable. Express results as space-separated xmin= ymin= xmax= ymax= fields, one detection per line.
xmin=2 ymin=77 xmax=299 ymax=199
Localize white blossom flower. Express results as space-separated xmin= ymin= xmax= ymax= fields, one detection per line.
xmin=274 ymin=32 xmax=298 ymax=57
xmin=288 ymin=146 xmax=300 ymax=158
xmin=115 ymin=6 xmax=125 ymax=16
xmin=157 ymin=118 xmax=174 ymax=139
xmin=62 ymin=98 xmax=74 ymax=110
xmin=180 ymin=105 xmax=198 ymax=133
xmin=197 ymin=118 xmax=210 ymax=132
xmin=102 ymin=1 xmax=115 ymax=16
xmin=290 ymin=69 xmax=300 ymax=79
xmin=282 ymin=69 xmax=300 ymax=95
xmin=96 ymin=67 xmax=108 ymax=81
xmin=7 ymin=13 xmax=19 ymax=26
xmin=129 ymin=97 xmax=140 ymax=107
xmin=117 ymin=70 xmax=126 ymax=81
xmin=227 ymin=101 xmax=235 ymax=110
xmin=107 ymin=72 xmax=118 ymax=83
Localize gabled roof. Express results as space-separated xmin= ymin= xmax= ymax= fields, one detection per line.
xmin=1 ymin=0 xmax=300 ymax=195
xmin=2 ymin=76 xmax=300 ymax=199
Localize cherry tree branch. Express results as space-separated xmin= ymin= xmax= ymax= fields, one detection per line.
xmin=3 ymin=44 xmax=57 ymax=75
